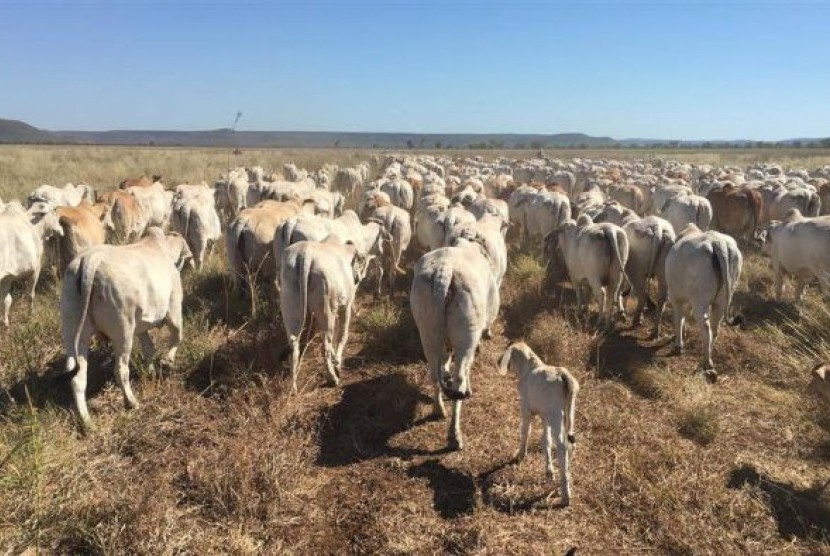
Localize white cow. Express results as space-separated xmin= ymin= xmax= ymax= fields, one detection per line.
xmin=762 ymin=209 xmax=830 ymax=301
xmin=547 ymin=216 xmax=629 ymax=327
xmin=169 ymin=185 xmax=222 ymax=269
xmin=61 ymin=227 xmax=184 ymax=430
xmin=665 ymin=225 xmax=742 ymax=379
xmin=498 ymin=342 xmax=579 ymax=506
xmin=0 ymin=202 xmax=63 ymax=326
xmin=280 ymin=237 xmax=370 ymax=393
xmin=620 ymin=216 xmax=676 ymax=336
xmin=410 ymin=240 xmax=500 ymax=450
xmin=364 ymin=203 xmax=412 ymax=296
xmin=127 ymin=182 xmax=171 ymax=228
xmin=273 ymin=211 xmax=386 ymax=290
xmin=28 ymin=183 xmax=93 ymax=208
xmin=659 ymin=193 xmax=712 ymax=233
xmin=525 ymin=191 xmax=571 ymax=240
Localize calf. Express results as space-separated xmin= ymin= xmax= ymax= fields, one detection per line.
xmin=498 ymin=342 xmax=579 ymax=506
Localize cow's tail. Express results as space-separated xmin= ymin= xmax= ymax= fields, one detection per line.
xmin=296 ymin=249 xmax=313 ymax=342
xmin=605 ymin=227 xmax=631 ymax=290
xmin=744 ymin=188 xmax=763 ymax=234
xmin=713 ymin=239 xmax=740 ymax=325
xmin=65 ymin=252 xmax=102 ymax=373
xmin=274 ymin=218 xmax=298 ymax=288
xmin=562 ymin=370 xmax=579 ymax=446
xmin=226 ymin=217 xmax=247 ymax=287
xmin=391 ymin=217 xmax=406 ymax=274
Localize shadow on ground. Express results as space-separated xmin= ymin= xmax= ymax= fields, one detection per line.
xmin=727 ymin=464 xmax=830 ymax=542
xmin=407 ymin=458 xmax=477 ymax=519
xmin=316 ymin=372 xmax=427 ymax=466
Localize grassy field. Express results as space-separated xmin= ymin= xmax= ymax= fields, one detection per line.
xmin=1 ymin=146 xmax=830 ymax=554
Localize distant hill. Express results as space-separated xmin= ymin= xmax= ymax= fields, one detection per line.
xmin=51 ymin=129 xmax=617 ymax=149
xmin=1 ymin=118 xmax=828 ymax=149
xmin=0 ymin=119 xmax=64 ymax=144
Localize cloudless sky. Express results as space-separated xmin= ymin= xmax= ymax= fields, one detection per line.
xmin=1 ymin=0 xmax=829 ymax=140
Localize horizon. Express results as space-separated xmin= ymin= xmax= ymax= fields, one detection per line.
xmin=2 ymin=1 xmax=829 ymax=141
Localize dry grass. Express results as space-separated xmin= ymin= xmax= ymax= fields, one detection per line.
xmin=1 ymin=146 xmax=830 ymax=553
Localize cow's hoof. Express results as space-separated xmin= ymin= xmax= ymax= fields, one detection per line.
xmin=670 ymin=345 xmax=684 ymax=356
xmin=447 ymin=437 xmax=463 ymax=451
xmin=702 ymin=369 xmax=718 ymax=384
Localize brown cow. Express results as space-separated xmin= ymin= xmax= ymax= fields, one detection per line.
xmin=707 ymin=184 xmax=763 ymax=242
xmin=99 ymin=190 xmax=146 ymax=243
xmin=53 ymin=201 xmax=110 ymax=273
xmin=118 ymin=174 xmax=162 ymax=189
xmin=226 ymin=198 xmax=315 ymax=291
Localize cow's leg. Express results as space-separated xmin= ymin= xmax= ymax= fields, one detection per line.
xmin=696 ymin=306 xmax=714 ymax=371
xmin=448 ymin=400 xmax=464 ymax=451
xmin=70 ymin=339 xmax=94 ymax=431
xmin=652 ymin=278 xmax=668 ymax=340
xmin=320 ymin=308 xmax=339 ymax=387
xmin=516 ymin=408 xmax=531 ymax=462
xmin=0 ymin=277 xmax=11 ymax=327
xmin=794 ymin=274 xmax=809 ymax=302
xmin=375 ymin=260 xmax=384 ymax=300
xmin=448 ymin=345 xmax=475 ymax=450
xmin=773 ymin=265 xmax=785 ymax=301
xmin=333 ymin=303 xmax=352 ymax=379
xmin=111 ymin=329 xmax=139 ymax=411
xmin=671 ymin=298 xmax=685 ymax=354
xmin=588 ymin=278 xmax=607 ymax=327
xmin=162 ymin=286 xmax=183 ymax=367
xmin=26 ymin=267 xmax=40 ymax=315
xmin=555 ymin=415 xmax=572 ymax=506
xmin=138 ymin=331 xmax=156 ymax=372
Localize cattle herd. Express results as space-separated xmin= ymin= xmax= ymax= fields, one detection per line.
xmin=2 ymin=154 xmax=830 ymax=506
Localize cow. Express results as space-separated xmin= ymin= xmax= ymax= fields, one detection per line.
xmin=99 ymin=190 xmax=147 ymax=243
xmin=28 ymin=183 xmax=94 ymax=208
xmin=280 ymin=237 xmax=371 ymax=393
xmin=169 ymin=184 xmax=222 ymax=269
xmin=126 ymin=181 xmax=171 ymax=228
xmin=620 ymin=216 xmax=676 ymax=336
xmin=226 ymin=199 xmax=315 ymax=292
xmin=60 ymin=227 xmax=184 ymax=431
xmin=766 ymin=187 xmax=821 ymax=225
xmin=708 ymin=185 xmax=764 ymax=242
xmin=119 ymin=175 xmax=162 ymax=189
xmin=660 ymin=193 xmax=712 ymax=234
xmin=54 ymin=201 xmax=110 ymax=273
xmin=761 ymin=209 xmax=830 ymax=302
xmin=665 ymin=225 xmax=742 ymax=380
xmin=498 ymin=342 xmax=579 ymax=506
xmin=164 ymin=231 xmax=194 ymax=271
xmin=525 ymin=191 xmax=571 ymax=241
xmin=0 ymin=202 xmax=63 ymax=326
xmin=410 ymin=239 xmax=500 ymax=450
xmin=273 ymin=210 xmax=387 ymax=291
xmin=545 ymin=216 xmax=629 ymax=328
xmin=334 ymin=167 xmax=363 ymax=197
xmin=363 ymin=203 xmax=412 ymax=296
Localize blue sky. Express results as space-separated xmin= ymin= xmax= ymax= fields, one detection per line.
xmin=1 ymin=1 xmax=828 ymax=140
